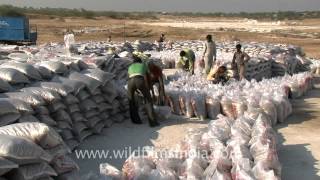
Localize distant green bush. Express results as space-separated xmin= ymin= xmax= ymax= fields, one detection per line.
xmin=0 ymin=4 xmax=319 ymax=20
xmin=170 ymin=11 xmax=320 ymax=20
xmin=0 ymin=5 xmax=25 ymax=17
xmin=0 ymin=5 xmax=158 ymax=20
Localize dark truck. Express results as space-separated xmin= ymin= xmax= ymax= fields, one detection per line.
xmin=0 ymin=16 xmax=37 ymax=45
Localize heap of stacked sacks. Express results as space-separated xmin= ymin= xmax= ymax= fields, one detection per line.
xmin=165 ymin=71 xmax=312 ymax=121
xmin=109 ymin=112 xmax=281 ymax=179
xmin=147 ymin=41 xmax=312 ymax=80
xmin=0 ymin=51 xmax=137 ymax=180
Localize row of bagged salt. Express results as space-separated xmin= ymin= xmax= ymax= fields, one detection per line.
xmin=0 ymin=59 xmax=130 ymax=151
xmin=165 ymin=72 xmax=312 ymax=123
xmin=0 ymin=122 xmax=79 ymax=180
xmin=106 ymin=111 xmax=280 ymax=180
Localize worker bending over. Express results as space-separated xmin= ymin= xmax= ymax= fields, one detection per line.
xmin=127 ymin=56 xmax=160 ymax=127
xmin=133 ymin=50 xmax=166 ymax=105
xmin=147 ymin=62 xmax=166 ymax=105
xmin=232 ymin=44 xmax=250 ymax=80
xmin=177 ymin=49 xmax=195 ymax=75
xmin=207 ymin=65 xmax=229 ymax=85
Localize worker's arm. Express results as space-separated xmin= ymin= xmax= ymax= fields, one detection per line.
xmin=144 ymin=63 xmax=152 ymax=91
xmin=207 ymin=68 xmax=215 ymax=81
xmin=202 ymin=42 xmax=207 ymax=58
xmin=190 ymin=60 xmax=195 ymax=75
xmin=189 ymin=51 xmax=195 ymax=75
xmin=243 ymin=52 xmax=250 ymax=62
xmin=231 ymin=53 xmax=237 ymax=69
xmin=179 ymin=57 xmax=186 ymax=65
xmin=232 ymin=53 xmax=236 ymax=64
xmin=144 ymin=73 xmax=152 ymax=92
xmin=177 ymin=57 xmax=186 ymax=69
xmin=158 ymin=75 xmax=166 ymax=105
xmin=213 ymin=41 xmax=217 ymax=61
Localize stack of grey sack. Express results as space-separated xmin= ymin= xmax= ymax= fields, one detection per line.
xmin=0 ymin=91 xmax=45 ymax=127
xmin=80 ymin=56 xmax=110 ymax=70
xmin=81 ymin=69 xmax=129 ymax=124
xmin=0 ymin=62 xmax=40 ymax=91
xmin=81 ymin=69 xmax=115 ymax=126
xmin=35 ymin=61 xmax=69 ymax=77
xmin=272 ymin=61 xmax=287 ymax=77
xmin=122 ymin=42 xmax=134 ymax=53
xmin=0 ymin=99 xmax=16 ymax=125
xmin=80 ymin=56 xmax=131 ymax=122
xmin=102 ymin=57 xmax=132 ymax=81
xmin=52 ymin=76 xmax=92 ymax=149
xmin=100 ymin=56 xmax=131 ymax=122
xmin=20 ymin=86 xmax=62 ymax=128
xmin=68 ymin=71 xmax=106 ymax=135
xmin=0 ymin=51 xmax=130 ymax=151
xmin=245 ymin=59 xmax=272 ymax=81
xmin=32 ymin=80 xmax=82 ymax=151
xmin=132 ymin=40 xmax=154 ymax=52
xmin=25 ymin=61 xmax=82 ymax=150
xmin=295 ymin=55 xmax=311 ymax=73
xmin=0 ymin=122 xmax=79 ymax=180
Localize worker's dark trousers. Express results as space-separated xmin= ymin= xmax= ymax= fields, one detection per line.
xmin=127 ymin=76 xmax=157 ymax=125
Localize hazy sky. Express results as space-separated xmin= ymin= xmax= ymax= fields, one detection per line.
xmin=1 ymin=0 xmax=320 ymax=12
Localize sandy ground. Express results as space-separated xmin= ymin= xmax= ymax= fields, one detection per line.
xmin=143 ymin=20 xmax=320 ymax=33
xmin=71 ymin=115 xmax=208 ymax=175
xmin=28 ymin=16 xmax=320 ymax=58
xmin=276 ymin=86 xmax=320 ymax=179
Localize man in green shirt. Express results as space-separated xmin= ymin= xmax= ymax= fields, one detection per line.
xmin=127 ymin=55 xmax=160 ymax=127
xmin=177 ymin=49 xmax=195 ymax=75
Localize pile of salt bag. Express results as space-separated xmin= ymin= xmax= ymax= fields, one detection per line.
xmin=97 ymin=111 xmax=281 ymax=180
xmin=147 ymin=41 xmax=312 ymax=78
xmin=0 ymin=122 xmax=79 ymax=180
xmin=0 ymin=64 xmax=130 ymax=151
xmin=165 ymin=72 xmax=311 ymax=123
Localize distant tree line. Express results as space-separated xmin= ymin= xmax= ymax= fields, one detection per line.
xmin=0 ymin=5 xmax=158 ymax=19
xmin=0 ymin=4 xmax=320 ymax=20
xmin=173 ymin=11 xmax=320 ymax=20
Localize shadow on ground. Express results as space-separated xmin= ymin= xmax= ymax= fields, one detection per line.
xmin=71 ymin=114 xmax=208 ymax=175
xmin=276 ymin=88 xmax=320 ymax=180
xmin=276 ymin=134 xmax=318 ymax=180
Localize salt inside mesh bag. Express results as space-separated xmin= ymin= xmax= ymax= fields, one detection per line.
xmin=0 ymin=134 xmax=52 ymax=165
xmin=100 ymin=163 xmax=122 ymax=179
xmin=0 ymin=123 xmax=65 ymax=149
